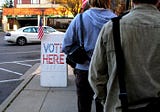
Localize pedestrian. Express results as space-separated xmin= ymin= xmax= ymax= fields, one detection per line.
xmin=62 ymin=0 xmax=116 ymax=112
xmin=88 ymin=0 xmax=160 ymax=112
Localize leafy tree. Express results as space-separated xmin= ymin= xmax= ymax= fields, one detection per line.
xmin=64 ymin=0 xmax=81 ymax=17
xmin=49 ymin=0 xmax=67 ymax=4
xmin=49 ymin=0 xmax=81 ymax=17
xmin=48 ymin=0 xmax=132 ymax=16
xmin=57 ymin=6 xmax=68 ymax=17
xmin=9 ymin=0 xmax=13 ymax=8
xmin=2 ymin=0 xmax=13 ymax=8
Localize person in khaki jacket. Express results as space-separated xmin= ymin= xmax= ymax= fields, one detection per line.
xmin=88 ymin=0 xmax=160 ymax=112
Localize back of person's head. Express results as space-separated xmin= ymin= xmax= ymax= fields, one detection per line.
xmin=133 ymin=0 xmax=158 ymax=5
xmin=89 ymin=0 xmax=110 ymax=9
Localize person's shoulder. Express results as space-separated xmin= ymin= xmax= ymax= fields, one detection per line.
xmin=74 ymin=13 xmax=81 ymax=19
xmin=70 ymin=13 xmax=82 ymax=24
xmin=104 ymin=20 xmax=113 ymax=28
xmin=113 ymin=11 xmax=130 ymax=23
xmin=100 ymin=20 xmax=113 ymax=36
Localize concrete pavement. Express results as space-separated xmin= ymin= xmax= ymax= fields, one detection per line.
xmin=0 ymin=63 xmax=96 ymax=112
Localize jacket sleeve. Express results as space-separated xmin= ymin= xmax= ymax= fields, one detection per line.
xmin=88 ymin=25 xmax=109 ymax=104
xmin=62 ymin=15 xmax=79 ymax=54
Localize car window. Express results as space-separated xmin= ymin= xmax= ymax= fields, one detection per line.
xmin=23 ymin=27 xmax=37 ymax=33
xmin=32 ymin=27 xmax=38 ymax=33
xmin=43 ymin=27 xmax=56 ymax=33
xmin=35 ymin=27 xmax=38 ymax=33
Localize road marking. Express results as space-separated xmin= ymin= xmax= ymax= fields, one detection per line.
xmin=0 ymin=79 xmax=22 ymax=83
xmin=0 ymin=68 xmax=23 ymax=76
xmin=0 ymin=51 xmax=40 ymax=55
xmin=0 ymin=59 xmax=40 ymax=65
xmin=15 ymin=62 xmax=32 ymax=67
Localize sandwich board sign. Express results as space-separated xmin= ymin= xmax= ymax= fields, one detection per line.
xmin=40 ymin=32 xmax=67 ymax=87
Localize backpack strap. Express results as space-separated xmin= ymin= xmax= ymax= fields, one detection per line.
xmin=79 ymin=13 xmax=84 ymax=47
xmin=111 ymin=14 xmax=128 ymax=112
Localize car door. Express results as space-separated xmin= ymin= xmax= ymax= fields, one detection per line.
xmin=23 ymin=27 xmax=40 ymax=43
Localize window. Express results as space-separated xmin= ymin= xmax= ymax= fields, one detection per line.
xmin=23 ymin=27 xmax=37 ymax=33
xmin=31 ymin=0 xmax=39 ymax=4
xmin=18 ymin=0 xmax=22 ymax=4
xmin=44 ymin=26 xmax=56 ymax=33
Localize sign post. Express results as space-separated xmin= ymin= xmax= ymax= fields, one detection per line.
xmin=40 ymin=33 xmax=67 ymax=87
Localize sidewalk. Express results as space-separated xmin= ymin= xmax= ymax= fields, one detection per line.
xmin=0 ymin=63 xmax=96 ymax=112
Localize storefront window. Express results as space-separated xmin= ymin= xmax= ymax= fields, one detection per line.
xmin=18 ymin=0 xmax=22 ymax=4
xmin=31 ymin=0 xmax=39 ymax=4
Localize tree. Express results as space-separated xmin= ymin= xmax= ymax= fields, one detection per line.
xmin=64 ymin=0 xmax=81 ymax=17
xmin=48 ymin=0 xmax=132 ymax=16
xmin=9 ymin=0 xmax=13 ymax=8
xmin=49 ymin=0 xmax=67 ymax=4
xmin=2 ymin=0 xmax=13 ymax=8
xmin=49 ymin=0 xmax=82 ymax=17
xmin=57 ymin=6 xmax=68 ymax=17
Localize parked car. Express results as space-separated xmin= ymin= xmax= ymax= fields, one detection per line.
xmin=4 ymin=26 xmax=63 ymax=46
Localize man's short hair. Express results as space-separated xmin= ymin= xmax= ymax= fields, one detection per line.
xmin=133 ymin=0 xmax=158 ymax=5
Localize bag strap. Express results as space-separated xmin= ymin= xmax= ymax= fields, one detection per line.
xmin=112 ymin=16 xmax=128 ymax=112
xmin=79 ymin=13 xmax=84 ymax=47
xmin=126 ymin=0 xmax=130 ymax=10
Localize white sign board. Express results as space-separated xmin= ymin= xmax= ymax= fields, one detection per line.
xmin=40 ymin=32 xmax=67 ymax=87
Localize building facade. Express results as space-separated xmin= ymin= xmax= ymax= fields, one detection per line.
xmin=2 ymin=0 xmax=74 ymax=31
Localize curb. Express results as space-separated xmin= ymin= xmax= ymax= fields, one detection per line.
xmin=0 ymin=63 xmax=40 ymax=112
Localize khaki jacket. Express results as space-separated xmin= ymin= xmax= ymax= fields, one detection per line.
xmin=89 ymin=4 xmax=160 ymax=112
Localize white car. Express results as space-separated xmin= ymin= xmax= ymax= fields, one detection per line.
xmin=4 ymin=26 xmax=63 ymax=46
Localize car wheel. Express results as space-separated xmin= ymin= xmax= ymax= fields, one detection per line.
xmin=17 ymin=37 xmax=26 ymax=46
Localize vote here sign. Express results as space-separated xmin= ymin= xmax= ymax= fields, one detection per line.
xmin=40 ymin=32 xmax=67 ymax=87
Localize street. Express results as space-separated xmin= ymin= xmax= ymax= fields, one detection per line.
xmin=0 ymin=32 xmax=41 ymax=104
